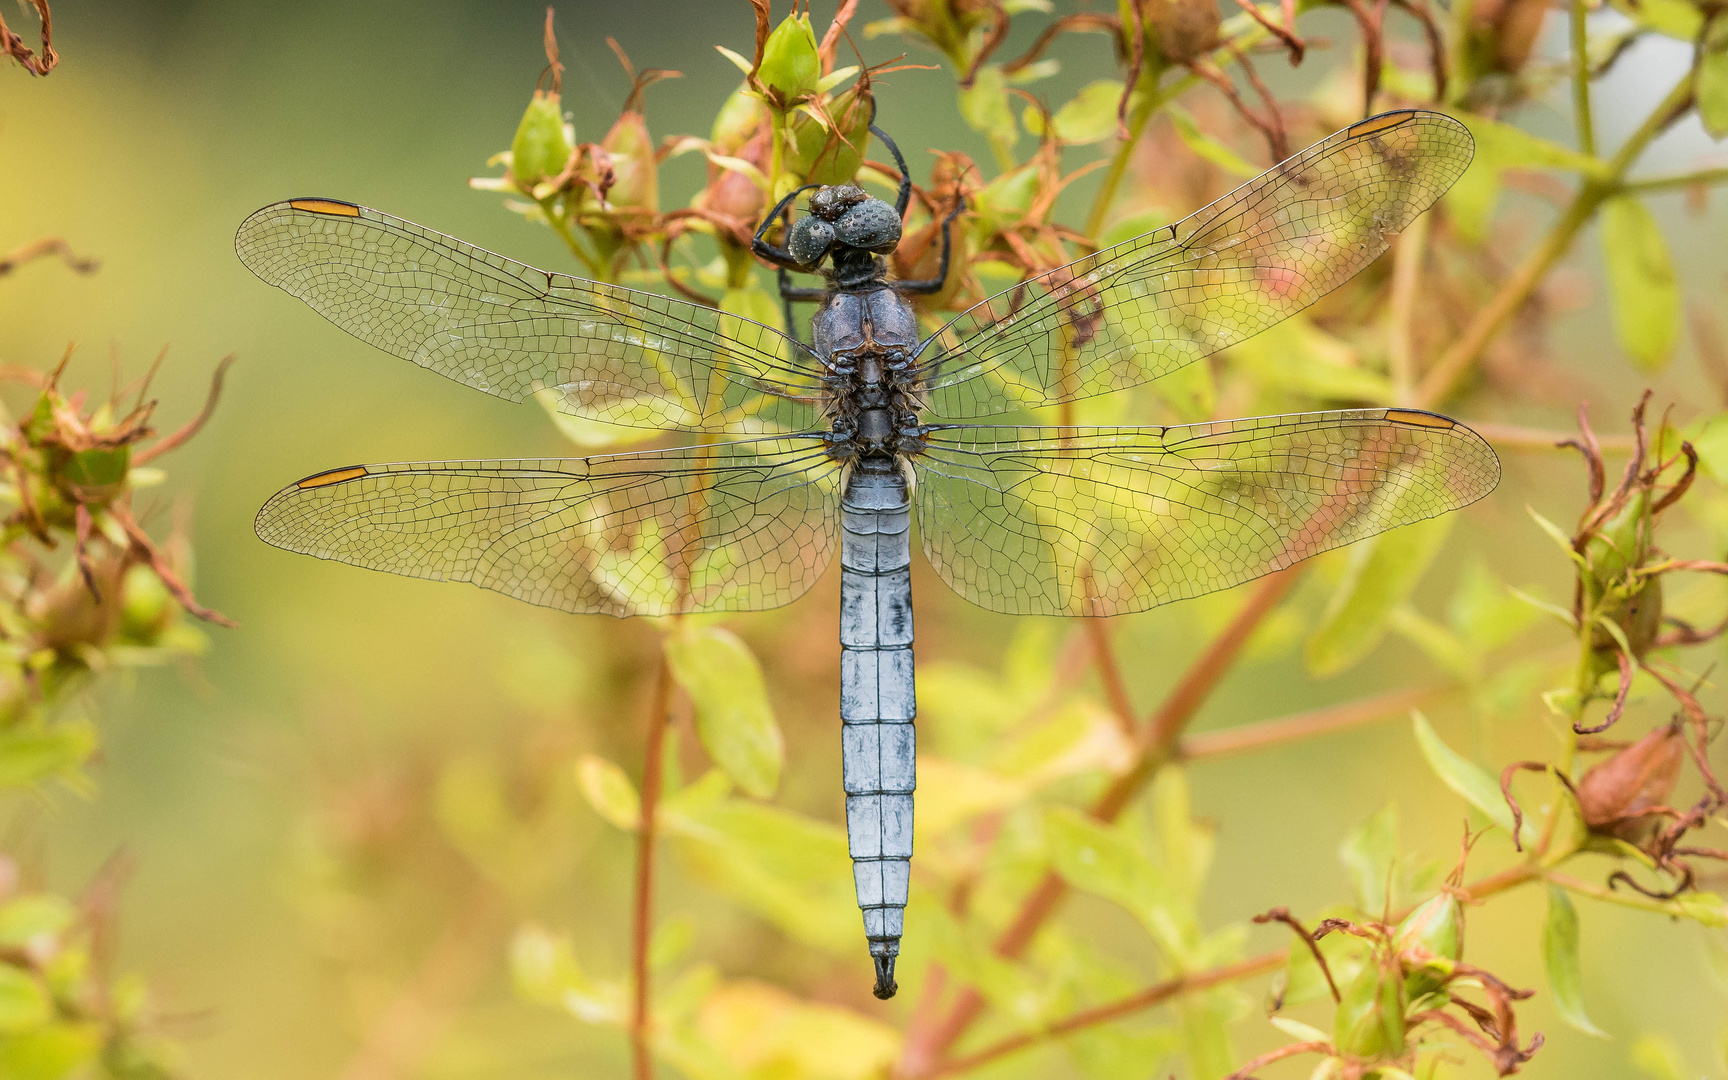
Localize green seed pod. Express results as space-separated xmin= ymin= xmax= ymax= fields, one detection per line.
xmin=711 ymin=82 xmax=766 ymax=154
xmin=120 ymin=563 xmax=176 ymax=643
xmin=61 ymin=445 xmax=129 ymax=506
xmin=757 ymin=13 xmax=820 ymax=107
xmin=511 ymin=92 xmax=574 ymax=195
xmin=974 ymin=161 xmax=1039 ymax=231
xmin=603 ymin=111 xmax=657 ymax=215
xmin=786 ymin=86 xmax=873 ymax=187
xmin=1333 ymin=959 xmax=1407 ymax=1062
xmin=1392 ymin=892 xmax=1463 ymax=997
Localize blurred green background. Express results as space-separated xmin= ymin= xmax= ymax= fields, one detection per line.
xmin=3 ymin=1 xmax=1727 ymax=1077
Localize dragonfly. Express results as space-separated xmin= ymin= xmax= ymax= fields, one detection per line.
xmin=238 ymin=108 xmax=1498 ymax=1000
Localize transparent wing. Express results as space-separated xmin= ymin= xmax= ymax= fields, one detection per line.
xmin=912 ymin=409 xmax=1499 ymax=616
xmin=236 ymin=200 xmax=824 ymax=433
xmin=917 ymin=111 xmax=1474 ymax=418
xmin=255 ymin=437 xmax=843 ymax=616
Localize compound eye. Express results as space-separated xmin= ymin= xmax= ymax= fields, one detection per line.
xmin=834 ymin=198 xmax=902 ymax=255
xmin=787 ymin=216 xmax=836 ymax=267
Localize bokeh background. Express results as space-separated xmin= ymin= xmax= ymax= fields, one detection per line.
xmin=3 ymin=0 xmax=1727 ymax=1077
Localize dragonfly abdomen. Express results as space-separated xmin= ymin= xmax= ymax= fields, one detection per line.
xmin=838 ymin=458 xmax=915 ymax=1000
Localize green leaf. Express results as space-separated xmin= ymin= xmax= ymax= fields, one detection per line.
xmin=575 ymin=754 xmax=640 ymax=831
xmin=509 ymin=925 xmax=624 ymax=1024
xmin=1701 ymin=16 xmax=1728 ymax=138
xmin=958 ymin=65 xmax=1017 ymax=155
xmin=1305 ymin=516 xmax=1453 ymax=677
xmin=1389 ymin=606 xmax=1479 ymax=682
xmin=695 ymin=979 xmax=901 ymax=1078
xmin=1167 ymin=106 xmax=1259 ymax=178
xmin=1608 ymin=0 xmax=1703 ymax=39
xmin=1411 ymin=710 xmax=1520 ymax=836
xmin=1045 ymin=807 xmax=1192 ymax=959
xmin=665 ymin=626 xmax=782 ymax=798
xmin=0 ymin=722 xmax=96 ymax=791
xmin=1097 ymin=208 xmax=1169 ymax=250
xmin=1631 ymin=1032 xmax=1689 ymax=1080
xmin=1179 ymin=990 xmax=1240 ymax=1080
xmin=1601 ymin=195 xmax=1680 ymax=371
xmin=1227 ymin=317 xmax=1391 ymax=403
xmin=1339 ymin=805 xmax=1400 ymax=912
xmin=1543 ymin=885 xmax=1609 ymax=1037
xmin=1033 ymin=80 xmax=1126 ymax=146
xmin=1455 ymin=112 xmax=1608 ymax=177
xmin=0 ymin=1022 xmax=102 ymax=1079
xmin=0 ymin=898 xmax=74 ymax=951
xmin=663 ymin=797 xmax=856 ymax=954
xmin=1151 ymin=354 xmax=1215 ymax=422
xmin=0 ymin=967 xmax=50 ymax=1034
xmin=1447 ymin=559 xmax=1540 ymax=649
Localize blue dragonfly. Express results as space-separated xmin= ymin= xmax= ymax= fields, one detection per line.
xmin=238 ymin=108 xmax=1498 ymax=999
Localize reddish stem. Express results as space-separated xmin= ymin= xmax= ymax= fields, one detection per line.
xmin=898 ymin=569 xmax=1300 ymax=1075
xmin=630 ymin=658 xmax=675 ymax=1080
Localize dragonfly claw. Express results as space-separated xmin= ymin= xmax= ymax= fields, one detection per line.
xmin=872 ymin=955 xmax=898 ymax=1000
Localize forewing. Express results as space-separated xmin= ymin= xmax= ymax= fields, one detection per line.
xmin=913 ymin=410 xmax=1499 ymax=615
xmin=919 ymin=111 xmax=1474 ymax=417
xmin=236 ymin=200 xmax=823 ymax=433
xmin=255 ymin=438 xmax=842 ymax=616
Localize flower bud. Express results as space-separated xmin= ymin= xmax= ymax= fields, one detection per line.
xmin=602 ymin=111 xmax=657 ymax=215
xmin=1333 ymin=959 xmax=1407 ymax=1061
xmin=511 ymin=92 xmax=574 ymax=195
xmin=1141 ymin=0 xmax=1221 ymax=65
xmin=1393 ymin=892 xmax=1463 ymax=997
xmin=711 ymin=83 xmax=766 ymax=154
xmin=1576 ymin=722 xmax=1684 ymax=842
xmin=757 ymin=13 xmax=820 ymax=108
xmin=786 ymin=85 xmax=873 ymax=187
xmin=121 ymin=563 xmax=176 ymax=643
xmin=60 ymin=446 xmax=129 ymax=507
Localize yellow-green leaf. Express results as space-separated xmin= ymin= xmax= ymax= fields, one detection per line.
xmin=1339 ymin=804 xmax=1400 ymax=912
xmin=575 ymin=754 xmax=640 ymax=831
xmin=958 ymin=65 xmax=1017 ymax=156
xmin=1168 ymin=105 xmax=1259 ymax=178
xmin=0 ymin=967 xmax=51 ymax=1034
xmin=1305 ymin=516 xmax=1453 ymax=677
xmin=1609 ymin=0 xmax=1703 ymax=39
xmin=1601 ymin=194 xmax=1680 ymax=371
xmin=1411 ymin=710 xmax=1520 ymax=836
xmin=0 ymin=897 xmax=74 ymax=951
xmin=665 ymin=626 xmax=782 ymax=799
xmin=1034 ymin=80 xmax=1126 ymax=145
xmin=1543 ymin=885 xmax=1610 ymax=1038
xmin=1700 ymin=15 xmax=1728 ymax=138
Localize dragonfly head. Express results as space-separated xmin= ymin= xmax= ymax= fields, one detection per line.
xmin=786 ymin=183 xmax=902 ymax=268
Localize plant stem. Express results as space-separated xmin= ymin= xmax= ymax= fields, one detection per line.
xmin=1083 ymin=90 xmax=1159 ymax=238
xmin=896 ymin=569 xmax=1301 ymax=1076
xmin=1569 ymin=0 xmax=1595 ymax=158
xmin=1180 ymin=684 xmax=1448 ymax=761
xmin=1546 ymin=870 xmax=1710 ymax=916
xmin=1621 ymin=167 xmax=1728 ymax=196
xmin=1085 ymin=619 xmax=1138 ymax=738
xmin=1387 ymin=213 xmax=1430 ymax=406
xmin=1465 ymin=422 xmax=1636 ymax=453
xmin=1414 ymin=72 xmax=1697 ymax=407
xmin=927 ymin=951 xmax=1287 ymax=1078
xmin=630 ymin=657 xmax=675 ymax=1080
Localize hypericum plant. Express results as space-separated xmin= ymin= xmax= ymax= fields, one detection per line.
xmin=0 ymin=344 xmax=234 ymax=1078
xmin=280 ymin=2 xmax=1728 ymax=1078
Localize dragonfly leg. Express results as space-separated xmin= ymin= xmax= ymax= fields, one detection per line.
xmin=778 ymin=267 xmax=827 ymax=344
xmin=752 ymin=182 xmax=823 ymax=269
xmin=894 ymin=194 xmax=966 ymax=296
xmin=868 ymin=100 xmax=914 ymax=219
